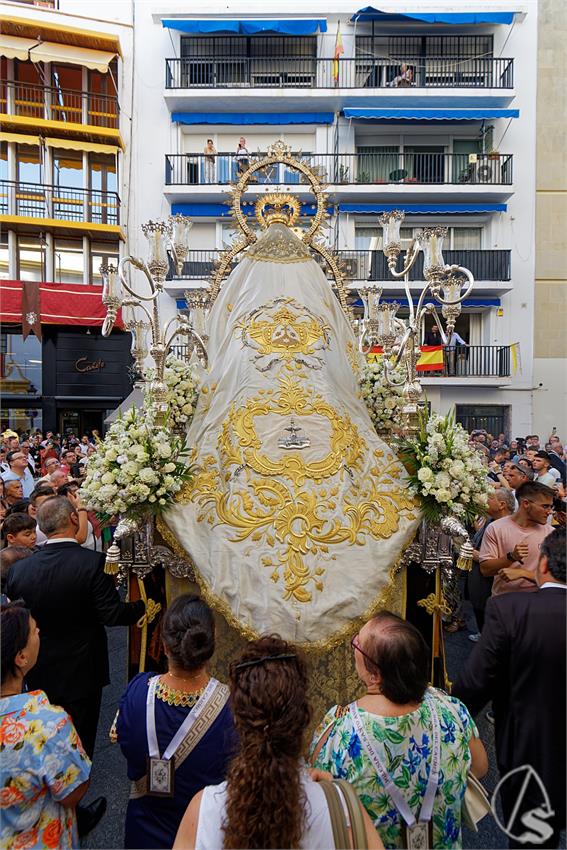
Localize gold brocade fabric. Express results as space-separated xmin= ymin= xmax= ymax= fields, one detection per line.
xmin=165 ymin=568 xmax=405 ymax=731
xmin=247 ymin=221 xmax=311 ymax=263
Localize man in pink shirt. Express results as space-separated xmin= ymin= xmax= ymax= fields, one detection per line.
xmin=480 ymin=481 xmax=555 ymax=596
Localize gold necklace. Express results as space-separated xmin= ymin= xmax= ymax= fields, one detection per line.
xmin=167 ymin=669 xmax=204 ymax=683
xmin=154 ymin=679 xmax=208 ymax=708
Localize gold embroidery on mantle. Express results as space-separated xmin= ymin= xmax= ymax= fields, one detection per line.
xmin=236 ymin=298 xmax=331 ymax=375
xmin=172 ymin=377 xmax=417 ymax=605
xmin=247 ymin=222 xmax=311 ymax=264
xmin=157 ymin=513 xmax=411 ymax=654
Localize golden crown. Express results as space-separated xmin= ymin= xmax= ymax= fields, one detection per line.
xmin=255 ymin=192 xmax=301 ymax=229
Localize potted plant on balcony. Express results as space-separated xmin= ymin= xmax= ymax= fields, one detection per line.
xmin=488 ymin=149 xmax=501 ymax=161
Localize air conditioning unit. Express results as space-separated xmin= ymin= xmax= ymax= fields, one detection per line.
xmin=342 ymin=255 xmax=368 ymax=280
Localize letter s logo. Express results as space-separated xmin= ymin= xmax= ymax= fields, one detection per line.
xmin=517 ymin=806 xmax=555 ymax=845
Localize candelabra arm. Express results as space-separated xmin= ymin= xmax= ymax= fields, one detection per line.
xmin=386 ymin=239 xmax=420 ymax=279
xmin=124 ymin=299 xmax=154 ymax=328
xmin=165 ymin=324 xmax=209 ymax=368
xmin=438 ymin=265 xmax=475 ymax=303
xmin=403 ymin=273 xmax=416 ymax=326
xmin=119 ymin=256 xmax=161 ymax=302
xmin=358 ymin=325 xmax=372 ymax=355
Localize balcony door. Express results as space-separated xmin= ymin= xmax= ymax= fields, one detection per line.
xmin=404 ymin=145 xmax=445 ymax=184
xmin=356 ymin=146 xmax=399 ymax=182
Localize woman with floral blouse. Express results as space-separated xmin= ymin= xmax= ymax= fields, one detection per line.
xmin=311 ymin=612 xmax=488 ymax=849
xmin=0 ymin=600 xmax=91 ymax=849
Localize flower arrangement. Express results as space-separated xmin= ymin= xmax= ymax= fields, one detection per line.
xmin=397 ymin=407 xmax=490 ymax=524
xmin=80 ymin=407 xmax=193 ymax=522
xmin=146 ymin=355 xmax=200 ymax=432
xmin=360 ymin=358 xmax=404 ymax=432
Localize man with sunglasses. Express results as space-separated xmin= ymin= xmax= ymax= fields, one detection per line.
xmin=479 ymin=481 xmax=555 ymax=596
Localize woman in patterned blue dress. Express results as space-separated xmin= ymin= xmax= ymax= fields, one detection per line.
xmin=311 ymin=612 xmax=488 ymax=849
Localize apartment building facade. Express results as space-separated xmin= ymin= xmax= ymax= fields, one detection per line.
xmin=2 ymin=0 xmax=539 ymax=439
xmin=0 ymin=0 xmax=133 ymax=434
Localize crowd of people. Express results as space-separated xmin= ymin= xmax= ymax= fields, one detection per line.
xmin=0 ymin=425 xmax=565 ymax=849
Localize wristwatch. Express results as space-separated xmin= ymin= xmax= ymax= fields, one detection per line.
xmin=506 ymin=552 xmax=516 ymax=562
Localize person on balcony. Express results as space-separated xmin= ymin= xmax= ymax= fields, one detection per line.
xmin=203 ymin=139 xmax=217 ymax=184
xmin=445 ymin=329 xmax=468 ymax=376
xmin=387 ymin=63 xmax=415 ymax=88
xmin=424 ymin=323 xmax=441 ymax=345
xmin=235 ymin=137 xmax=250 ymax=176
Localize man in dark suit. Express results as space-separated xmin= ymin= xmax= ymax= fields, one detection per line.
xmin=6 ymin=496 xmax=145 ymax=758
xmin=452 ymin=527 xmax=566 ymax=848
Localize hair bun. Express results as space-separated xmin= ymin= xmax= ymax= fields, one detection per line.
xmin=184 ymin=627 xmax=208 ymax=650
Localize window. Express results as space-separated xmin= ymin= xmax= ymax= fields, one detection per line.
xmin=53 ymin=149 xmax=83 ymax=190
xmin=0 ymin=332 xmax=42 ymax=396
xmin=88 ymin=65 xmax=118 ymax=128
xmin=452 ymin=228 xmax=482 ymax=250
xmin=90 ymin=241 xmax=120 ymax=284
xmin=13 ymin=60 xmax=43 ymax=119
xmin=456 ymin=405 xmax=509 ymax=437
xmin=54 ymin=237 xmax=84 ymax=284
xmin=17 ymin=235 xmax=45 ymax=281
xmin=17 ymin=144 xmax=42 ymax=185
xmin=0 ymin=234 xmax=9 ymax=279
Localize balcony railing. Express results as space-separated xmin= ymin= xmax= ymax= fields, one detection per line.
xmin=171 ymin=340 xmax=511 ymax=378
xmin=165 ymin=56 xmax=514 ymax=90
xmin=0 ymin=81 xmax=119 ymax=129
xmin=165 ymin=152 xmax=513 ymax=186
xmin=0 ymin=180 xmax=120 ymax=225
xmin=420 ymin=345 xmax=511 ymax=378
xmin=169 ymin=249 xmax=511 ymax=282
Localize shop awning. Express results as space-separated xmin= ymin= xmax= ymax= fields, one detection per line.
xmin=173 ymin=112 xmax=334 ymax=125
xmin=0 ymin=132 xmax=40 ymax=146
xmin=162 ymin=18 xmax=327 ymax=34
xmin=0 ymin=34 xmax=39 ymax=61
xmin=351 ymin=8 xmax=516 ymax=24
xmin=171 ymin=203 xmax=322 ymax=217
xmin=339 ymin=203 xmax=507 ymax=214
xmin=343 ymin=108 xmax=520 ymax=121
xmin=28 ymin=41 xmax=116 ymax=73
xmin=44 ymin=137 xmax=119 ymax=155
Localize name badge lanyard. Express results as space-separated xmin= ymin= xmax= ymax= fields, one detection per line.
xmin=145 ymin=676 xmax=218 ymax=796
xmin=349 ymin=693 xmax=441 ymax=829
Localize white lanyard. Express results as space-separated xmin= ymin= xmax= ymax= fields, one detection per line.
xmin=349 ymin=692 xmax=441 ymax=827
xmin=146 ymin=676 xmax=218 ymax=760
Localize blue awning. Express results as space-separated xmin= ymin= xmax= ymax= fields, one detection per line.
xmin=172 ymin=203 xmax=323 ymax=217
xmin=172 ymin=112 xmax=334 ymax=126
xmin=339 ymin=203 xmax=507 ymax=214
xmin=343 ymin=108 xmax=519 ymax=121
xmin=162 ymin=19 xmax=327 ymax=34
xmin=351 ymin=8 xmax=515 ymax=24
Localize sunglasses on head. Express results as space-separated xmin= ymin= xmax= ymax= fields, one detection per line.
xmin=350 ymin=633 xmax=379 ymax=668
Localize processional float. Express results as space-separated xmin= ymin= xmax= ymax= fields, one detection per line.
xmin=95 ymin=143 xmax=481 ymax=710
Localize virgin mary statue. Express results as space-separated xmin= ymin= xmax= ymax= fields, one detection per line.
xmin=161 ymin=173 xmax=420 ymax=653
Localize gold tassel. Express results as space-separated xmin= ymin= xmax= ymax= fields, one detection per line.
xmin=104 ymin=542 xmax=121 ymax=575
xmin=456 ymin=540 xmax=474 ymax=571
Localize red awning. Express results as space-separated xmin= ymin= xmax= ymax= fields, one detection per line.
xmin=0 ymin=280 xmax=123 ymax=329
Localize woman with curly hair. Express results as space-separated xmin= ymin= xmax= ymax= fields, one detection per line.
xmin=174 ymin=635 xmax=382 ymax=849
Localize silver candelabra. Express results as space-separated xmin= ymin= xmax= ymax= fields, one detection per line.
xmin=357 ymin=210 xmax=475 ymax=428
xmin=101 ymin=215 xmax=208 ymax=424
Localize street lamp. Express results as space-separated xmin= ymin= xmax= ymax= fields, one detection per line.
xmin=101 ymin=215 xmax=208 ymax=423
xmin=357 ymin=210 xmax=475 ymax=428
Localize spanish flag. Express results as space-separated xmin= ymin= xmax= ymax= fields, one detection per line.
xmin=367 ymin=345 xmax=444 ymax=371
xmin=416 ymin=345 xmax=444 ymax=372
xmin=332 ymin=22 xmax=344 ymax=84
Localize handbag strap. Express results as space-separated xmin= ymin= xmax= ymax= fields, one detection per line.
xmin=334 ymin=780 xmax=368 ymax=849
xmin=318 ymin=780 xmax=351 ymax=850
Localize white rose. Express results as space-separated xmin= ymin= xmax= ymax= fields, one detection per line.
xmin=418 ymin=468 xmax=434 ymax=483
xmin=158 ymin=444 xmax=172 ymax=459
xmin=101 ymin=472 xmax=115 ymax=485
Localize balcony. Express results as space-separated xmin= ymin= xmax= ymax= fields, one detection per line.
xmin=165 ymin=56 xmax=514 ymax=91
xmin=420 ymin=345 xmax=511 ymax=380
xmin=0 ymin=81 xmax=122 ymax=146
xmin=165 ymin=151 xmax=513 ymax=192
xmin=171 ymin=340 xmax=511 ymax=382
xmin=167 ymin=249 xmax=511 ymax=293
xmin=0 ymin=179 xmax=122 ymax=237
